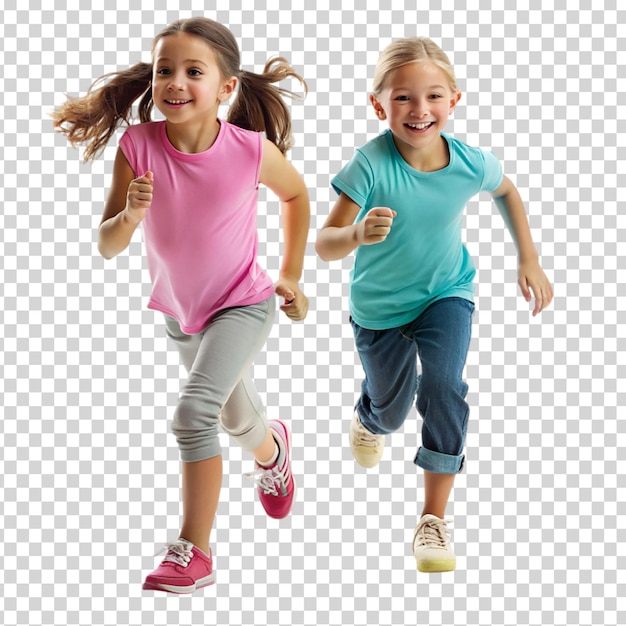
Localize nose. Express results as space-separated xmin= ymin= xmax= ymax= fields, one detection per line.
xmin=167 ymin=73 xmax=185 ymax=91
xmin=411 ymin=98 xmax=430 ymax=117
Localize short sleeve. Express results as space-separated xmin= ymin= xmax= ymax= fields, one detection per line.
xmin=331 ymin=149 xmax=375 ymax=208
xmin=480 ymin=149 xmax=504 ymax=192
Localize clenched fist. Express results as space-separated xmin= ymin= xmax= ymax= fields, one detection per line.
xmin=275 ymin=280 xmax=309 ymax=321
xmin=356 ymin=207 xmax=396 ymax=245
xmin=125 ymin=171 xmax=153 ymax=225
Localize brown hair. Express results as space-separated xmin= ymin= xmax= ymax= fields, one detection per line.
xmin=372 ymin=37 xmax=458 ymax=96
xmin=52 ymin=17 xmax=306 ymax=161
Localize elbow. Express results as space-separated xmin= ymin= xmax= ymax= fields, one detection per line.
xmin=314 ymin=237 xmax=331 ymax=262
xmin=98 ymin=247 xmax=114 ymax=261
xmin=97 ymin=222 xmax=118 ymax=260
xmin=97 ymin=239 xmax=116 ymax=261
xmin=315 ymin=226 xmax=355 ymax=262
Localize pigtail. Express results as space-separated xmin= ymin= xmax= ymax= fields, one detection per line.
xmin=228 ymin=57 xmax=307 ymax=155
xmin=52 ymin=62 xmax=153 ymax=162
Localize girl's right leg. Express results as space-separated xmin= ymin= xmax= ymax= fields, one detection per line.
xmin=350 ymin=319 xmax=418 ymax=467
xmin=143 ymin=298 xmax=274 ymax=593
xmin=180 ymin=456 xmax=223 ymax=555
xmin=174 ymin=297 xmax=274 ymax=532
xmin=157 ymin=316 xmax=223 ymax=556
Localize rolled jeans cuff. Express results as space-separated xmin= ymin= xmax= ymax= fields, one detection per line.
xmin=414 ymin=446 xmax=465 ymax=474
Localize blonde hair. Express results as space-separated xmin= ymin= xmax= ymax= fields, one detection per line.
xmin=52 ymin=17 xmax=306 ymax=160
xmin=372 ymin=37 xmax=458 ymax=96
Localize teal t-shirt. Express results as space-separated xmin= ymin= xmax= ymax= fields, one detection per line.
xmin=331 ymin=130 xmax=503 ymax=330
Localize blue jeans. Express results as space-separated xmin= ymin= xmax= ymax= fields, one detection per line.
xmin=351 ymin=297 xmax=475 ymax=474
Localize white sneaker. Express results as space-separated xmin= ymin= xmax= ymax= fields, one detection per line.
xmin=349 ymin=411 xmax=384 ymax=468
xmin=413 ymin=514 xmax=456 ymax=572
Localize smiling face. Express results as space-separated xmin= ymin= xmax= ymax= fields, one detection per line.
xmin=371 ymin=61 xmax=461 ymax=167
xmin=152 ymin=32 xmax=235 ymax=126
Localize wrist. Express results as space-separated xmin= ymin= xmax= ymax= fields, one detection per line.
xmin=123 ymin=207 xmax=141 ymax=227
xmin=278 ymin=271 xmax=301 ymax=284
xmin=518 ymin=251 xmax=539 ymax=265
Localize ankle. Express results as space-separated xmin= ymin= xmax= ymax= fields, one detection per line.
xmin=256 ymin=436 xmax=279 ymax=467
xmin=178 ymin=534 xmax=209 ymax=555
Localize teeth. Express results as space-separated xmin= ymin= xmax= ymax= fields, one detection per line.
xmin=407 ymin=122 xmax=433 ymax=130
xmin=166 ymin=99 xmax=190 ymax=104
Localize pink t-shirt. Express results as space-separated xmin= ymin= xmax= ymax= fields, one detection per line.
xmin=119 ymin=120 xmax=275 ymax=334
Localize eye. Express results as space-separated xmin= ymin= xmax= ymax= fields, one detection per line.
xmin=429 ymin=94 xmax=442 ymax=99
xmin=188 ymin=69 xmax=203 ymax=77
xmin=394 ymin=95 xmax=410 ymax=101
xmin=156 ymin=68 xmax=171 ymax=76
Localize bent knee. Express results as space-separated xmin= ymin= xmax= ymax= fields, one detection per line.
xmin=172 ymin=397 xmax=220 ymax=439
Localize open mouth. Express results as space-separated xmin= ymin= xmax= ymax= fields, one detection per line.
xmin=164 ymin=99 xmax=192 ymax=106
xmin=405 ymin=122 xmax=435 ymax=132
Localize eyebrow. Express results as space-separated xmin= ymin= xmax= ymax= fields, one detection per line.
xmin=156 ymin=58 xmax=209 ymax=67
xmin=392 ymin=84 xmax=447 ymax=91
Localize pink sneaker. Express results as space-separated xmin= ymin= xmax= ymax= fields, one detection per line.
xmin=245 ymin=420 xmax=296 ymax=519
xmin=143 ymin=539 xmax=215 ymax=594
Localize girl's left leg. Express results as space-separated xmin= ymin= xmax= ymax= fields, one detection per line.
xmin=415 ymin=471 xmax=456 ymax=572
xmin=252 ymin=428 xmax=279 ymax=464
xmin=221 ymin=371 xmax=296 ymax=520
xmin=412 ymin=296 xmax=475 ymax=480
xmin=410 ymin=297 xmax=475 ymax=572
xmin=422 ymin=470 xmax=456 ymax=519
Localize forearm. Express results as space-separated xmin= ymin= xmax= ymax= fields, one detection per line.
xmin=279 ymin=193 xmax=310 ymax=282
xmin=493 ymin=187 xmax=538 ymax=263
xmin=98 ymin=209 xmax=139 ymax=260
xmin=315 ymin=224 xmax=360 ymax=261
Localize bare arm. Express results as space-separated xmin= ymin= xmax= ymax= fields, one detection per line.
xmin=98 ymin=148 xmax=152 ymax=260
xmin=316 ymin=193 xmax=396 ymax=262
xmin=492 ymin=175 xmax=553 ymax=315
xmin=492 ymin=175 xmax=538 ymax=263
xmin=315 ymin=193 xmax=362 ymax=261
xmin=259 ymin=138 xmax=310 ymax=320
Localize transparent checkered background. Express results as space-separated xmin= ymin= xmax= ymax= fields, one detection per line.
xmin=1 ymin=0 xmax=624 ymax=624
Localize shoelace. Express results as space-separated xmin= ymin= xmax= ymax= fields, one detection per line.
xmin=353 ymin=417 xmax=381 ymax=448
xmin=155 ymin=540 xmax=194 ymax=567
xmin=414 ymin=519 xmax=452 ymax=549
xmin=244 ymin=463 xmax=290 ymax=496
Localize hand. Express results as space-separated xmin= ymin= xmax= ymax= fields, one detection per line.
xmin=125 ymin=171 xmax=153 ymax=225
xmin=518 ymin=259 xmax=553 ymax=316
xmin=355 ymin=207 xmax=397 ymax=245
xmin=275 ymin=280 xmax=309 ymax=321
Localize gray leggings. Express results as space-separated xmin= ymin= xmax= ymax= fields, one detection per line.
xmin=165 ymin=296 xmax=275 ymax=463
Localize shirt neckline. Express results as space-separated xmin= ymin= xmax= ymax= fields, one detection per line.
xmin=160 ymin=119 xmax=226 ymax=161
xmin=385 ymin=129 xmax=455 ymax=177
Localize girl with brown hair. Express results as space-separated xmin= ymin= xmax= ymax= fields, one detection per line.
xmin=54 ymin=17 xmax=310 ymax=593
